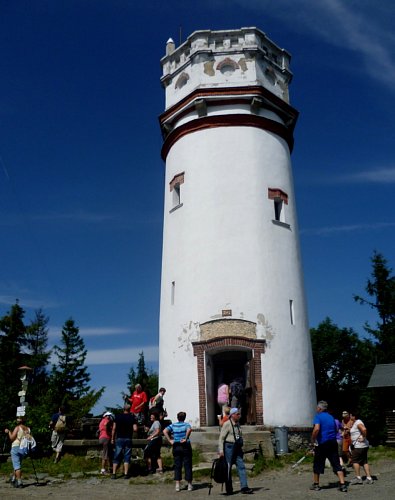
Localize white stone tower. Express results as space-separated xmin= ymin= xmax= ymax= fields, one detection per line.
xmin=158 ymin=28 xmax=316 ymax=427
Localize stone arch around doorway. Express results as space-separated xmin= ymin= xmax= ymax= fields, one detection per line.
xmin=192 ymin=331 xmax=266 ymax=426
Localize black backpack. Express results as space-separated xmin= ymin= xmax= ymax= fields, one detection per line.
xmin=230 ymin=381 xmax=244 ymax=399
xmin=209 ymin=456 xmax=228 ymax=494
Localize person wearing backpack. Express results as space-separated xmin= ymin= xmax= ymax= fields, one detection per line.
xmin=49 ymin=406 xmax=67 ymax=463
xmin=230 ymin=378 xmax=244 ymax=410
xmin=4 ymin=416 xmax=31 ymax=488
xmin=218 ymin=408 xmax=253 ymax=495
xmin=149 ymin=387 xmax=167 ymax=417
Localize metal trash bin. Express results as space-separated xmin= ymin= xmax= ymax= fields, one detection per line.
xmin=274 ymin=426 xmax=288 ymax=455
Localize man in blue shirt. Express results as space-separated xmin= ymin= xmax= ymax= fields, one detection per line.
xmin=310 ymin=401 xmax=347 ymax=492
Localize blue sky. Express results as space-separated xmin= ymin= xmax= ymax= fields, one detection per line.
xmin=1 ymin=1 xmax=394 ymax=414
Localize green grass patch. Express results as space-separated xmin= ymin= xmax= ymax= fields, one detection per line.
xmin=1 ymin=446 xmax=393 ymax=481
xmin=368 ymin=445 xmax=395 ymax=462
xmin=0 ymin=453 xmax=100 ymax=479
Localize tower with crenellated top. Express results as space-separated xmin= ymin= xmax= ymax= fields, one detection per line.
xmin=158 ymin=28 xmax=316 ymax=428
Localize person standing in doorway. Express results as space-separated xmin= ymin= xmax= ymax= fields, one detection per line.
xmin=229 ymin=378 xmax=244 ymax=410
xmin=217 ymin=382 xmax=229 ymax=415
xmin=218 ymin=407 xmax=253 ymax=495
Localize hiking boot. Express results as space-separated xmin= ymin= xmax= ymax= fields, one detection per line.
xmin=111 ymin=474 xmax=116 ymax=480
xmin=365 ymin=478 xmax=374 ymax=484
xmin=241 ymin=487 xmax=254 ymax=494
xmin=339 ymin=484 xmax=348 ymax=492
xmin=310 ymin=483 xmax=321 ymax=491
xmin=350 ymin=477 xmax=363 ymax=485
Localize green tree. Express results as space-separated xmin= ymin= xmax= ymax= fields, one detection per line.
xmin=0 ymin=301 xmax=27 ymax=424
xmin=310 ymin=318 xmax=375 ymax=413
xmin=24 ymin=309 xmax=53 ymax=437
xmin=25 ymin=309 xmax=51 ymax=402
xmin=50 ymin=318 xmax=104 ymax=419
xmin=354 ymin=251 xmax=395 ymax=363
xmin=123 ymin=351 xmax=158 ymax=401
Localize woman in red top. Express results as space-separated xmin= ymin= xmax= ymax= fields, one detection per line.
xmin=129 ymin=384 xmax=148 ymax=425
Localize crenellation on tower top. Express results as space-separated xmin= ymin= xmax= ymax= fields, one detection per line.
xmin=161 ymin=28 xmax=292 ymax=108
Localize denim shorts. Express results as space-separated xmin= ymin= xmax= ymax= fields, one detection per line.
xmin=11 ymin=446 xmax=23 ymax=470
xmin=113 ymin=438 xmax=132 ymax=464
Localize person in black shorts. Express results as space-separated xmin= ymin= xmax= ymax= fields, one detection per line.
xmin=310 ymin=401 xmax=347 ymax=492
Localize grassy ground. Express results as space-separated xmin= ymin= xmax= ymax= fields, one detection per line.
xmin=1 ymin=446 xmax=394 ymax=480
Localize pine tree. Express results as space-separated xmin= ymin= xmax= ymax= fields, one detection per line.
xmin=0 ymin=302 xmax=27 ymax=423
xmin=123 ymin=351 xmax=158 ymax=401
xmin=354 ymin=251 xmax=395 ymax=363
xmin=50 ymin=318 xmax=104 ymax=419
xmin=24 ymin=309 xmax=53 ymax=436
xmin=25 ymin=309 xmax=51 ymax=403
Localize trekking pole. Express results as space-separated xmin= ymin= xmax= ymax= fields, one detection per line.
xmin=30 ymin=454 xmax=40 ymax=485
xmin=2 ymin=433 xmax=8 ymax=454
xmin=291 ymin=453 xmax=307 ymax=469
xmin=291 ymin=446 xmax=314 ymax=469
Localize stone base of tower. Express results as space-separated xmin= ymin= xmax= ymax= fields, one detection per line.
xmin=191 ymin=426 xmax=275 ymax=459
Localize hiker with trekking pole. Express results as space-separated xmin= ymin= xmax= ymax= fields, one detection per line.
xmin=218 ymin=407 xmax=254 ymax=495
xmin=4 ymin=416 xmax=36 ymax=488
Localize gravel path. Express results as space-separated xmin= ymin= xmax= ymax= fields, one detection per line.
xmin=0 ymin=459 xmax=394 ymax=499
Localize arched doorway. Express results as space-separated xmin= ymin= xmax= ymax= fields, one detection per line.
xmin=192 ymin=336 xmax=266 ymax=426
xmin=209 ymin=349 xmax=251 ymax=425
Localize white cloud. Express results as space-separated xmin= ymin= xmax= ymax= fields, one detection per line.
xmin=48 ymin=325 xmax=142 ymax=340
xmin=86 ymin=345 xmax=159 ymax=365
xmin=301 ymin=166 xmax=395 ymax=185
xmin=0 ymin=293 xmax=59 ymax=309
xmin=239 ymin=0 xmax=395 ymax=90
xmin=320 ymin=166 xmax=395 ymax=185
xmin=345 ymin=168 xmax=395 ymax=184
xmin=302 ymin=221 xmax=395 ymax=236
xmin=80 ymin=327 xmax=135 ymax=337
